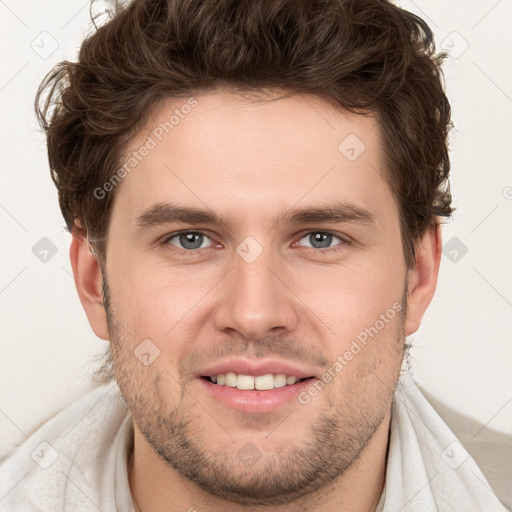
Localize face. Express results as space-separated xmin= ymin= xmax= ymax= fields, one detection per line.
xmin=100 ymin=88 xmax=410 ymax=505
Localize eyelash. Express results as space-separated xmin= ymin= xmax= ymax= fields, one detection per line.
xmin=160 ymin=230 xmax=349 ymax=258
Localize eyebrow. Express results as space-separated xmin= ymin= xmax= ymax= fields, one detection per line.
xmin=134 ymin=201 xmax=376 ymax=229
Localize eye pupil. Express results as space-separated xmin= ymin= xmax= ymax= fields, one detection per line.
xmin=179 ymin=232 xmax=203 ymax=249
xmin=310 ymin=232 xmax=332 ymax=249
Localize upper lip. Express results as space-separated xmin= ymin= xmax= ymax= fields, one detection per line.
xmin=197 ymin=358 xmax=317 ymax=379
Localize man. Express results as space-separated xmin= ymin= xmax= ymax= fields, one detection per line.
xmin=0 ymin=0 xmax=509 ymax=510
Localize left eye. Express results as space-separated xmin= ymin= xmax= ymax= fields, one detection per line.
xmin=296 ymin=232 xmax=344 ymax=250
xmin=165 ymin=232 xmax=214 ymax=251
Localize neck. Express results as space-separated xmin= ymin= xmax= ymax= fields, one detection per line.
xmin=127 ymin=411 xmax=391 ymax=512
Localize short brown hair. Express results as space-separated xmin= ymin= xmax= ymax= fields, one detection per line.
xmin=36 ymin=0 xmax=453 ymax=268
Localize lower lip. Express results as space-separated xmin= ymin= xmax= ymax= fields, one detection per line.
xmin=197 ymin=377 xmax=316 ymax=413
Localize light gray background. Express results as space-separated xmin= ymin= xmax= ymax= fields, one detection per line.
xmin=1 ymin=0 xmax=511 ymax=461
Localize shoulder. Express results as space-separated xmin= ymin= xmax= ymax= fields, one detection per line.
xmin=0 ymin=382 xmax=130 ymax=511
xmin=384 ymin=372 xmax=510 ymax=511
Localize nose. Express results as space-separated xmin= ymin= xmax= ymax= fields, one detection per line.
xmin=213 ymin=244 xmax=299 ymax=340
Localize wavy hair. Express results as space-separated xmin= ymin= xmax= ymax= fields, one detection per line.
xmin=35 ymin=0 xmax=453 ymax=269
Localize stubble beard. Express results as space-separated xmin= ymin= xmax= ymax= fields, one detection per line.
xmin=101 ymin=270 xmax=408 ymax=506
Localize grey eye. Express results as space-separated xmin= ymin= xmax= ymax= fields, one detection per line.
xmin=298 ymin=232 xmax=342 ymax=250
xmin=168 ymin=232 xmax=211 ymax=250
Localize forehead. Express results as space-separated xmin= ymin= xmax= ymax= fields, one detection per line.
xmin=111 ymin=88 xmax=393 ymax=226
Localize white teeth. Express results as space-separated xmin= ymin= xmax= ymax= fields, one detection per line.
xmin=273 ymin=374 xmax=287 ymax=388
xmin=237 ymin=375 xmax=255 ymax=390
xmin=255 ymin=374 xmax=274 ymax=390
xmin=209 ymin=372 xmax=303 ymax=390
xmin=224 ymin=372 xmax=238 ymax=387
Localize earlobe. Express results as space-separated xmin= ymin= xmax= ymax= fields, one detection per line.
xmin=404 ymin=221 xmax=442 ymax=336
xmin=69 ymin=232 xmax=110 ymax=340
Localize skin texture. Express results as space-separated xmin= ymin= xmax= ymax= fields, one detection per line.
xmin=70 ymin=87 xmax=442 ymax=512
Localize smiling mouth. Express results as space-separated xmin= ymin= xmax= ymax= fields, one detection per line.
xmin=201 ymin=372 xmax=311 ymax=390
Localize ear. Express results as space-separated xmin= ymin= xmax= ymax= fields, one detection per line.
xmin=405 ymin=221 xmax=442 ymax=336
xmin=69 ymin=232 xmax=110 ymax=340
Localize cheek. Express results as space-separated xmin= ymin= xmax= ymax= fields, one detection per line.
xmin=317 ymin=290 xmax=405 ymax=411
xmin=106 ymin=268 xmax=192 ymax=411
xmin=291 ymin=254 xmax=405 ymax=341
xmin=110 ymin=263 xmax=216 ymax=355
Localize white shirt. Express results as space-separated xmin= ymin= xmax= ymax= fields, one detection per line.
xmin=0 ymin=373 xmax=509 ymax=512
